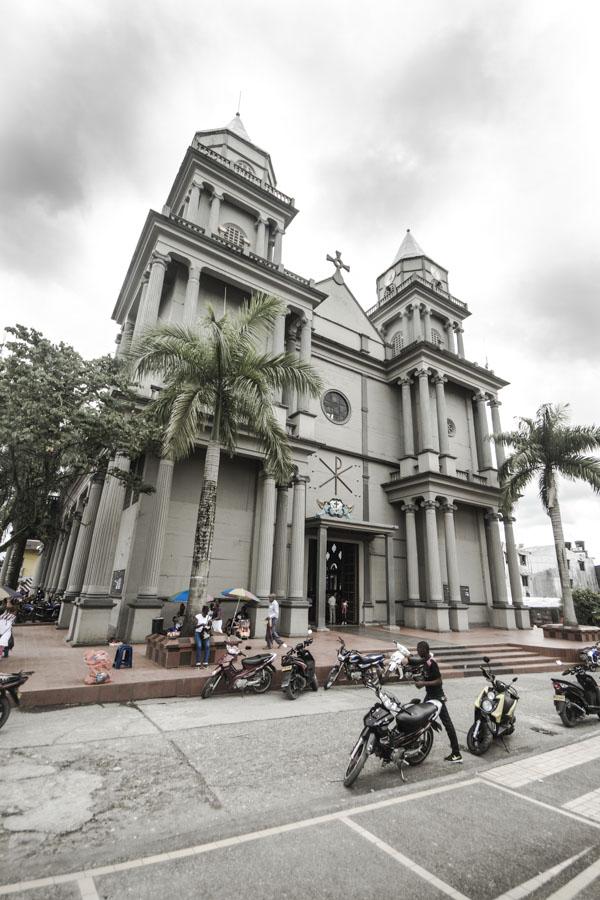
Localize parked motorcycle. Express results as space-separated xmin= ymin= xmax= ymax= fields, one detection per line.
xmin=34 ymin=598 xmax=60 ymax=623
xmin=344 ymin=683 xmax=442 ymax=786
xmin=201 ymin=643 xmax=276 ymax=699
xmin=324 ymin=637 xmax=386 ymax=690
xmin=466 ymin=656 xmax=519 ymax=755
xmin=15 ymin=597 xmax=36 ymax=624
xmin=381 ymin=642 xmax=424 ymax=683
xmin=552 ymin=643 xmax=600 ymax=727
xmin=0 ymin=671 xmax=33 ymax=729
xmin=280 ymin=634 xmax=318 ymax=699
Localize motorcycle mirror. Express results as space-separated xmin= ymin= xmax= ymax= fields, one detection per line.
xmin=512 ymin=677 xmax=518 ymax=682
xmin=245 ymin=645 xmax=252 ymax=650
xmin=483 ymin=656 xmax=490 ymax=664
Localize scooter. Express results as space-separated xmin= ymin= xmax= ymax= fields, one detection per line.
xmin=466 ymin=656 xmax=519 ymax=755
xmin=201 ymin=643 xmax=276 ymax=699
xmin=344 ymin=681 xmax=442 ymax=787
xmin=382 ymin=642 xmax=423 ymax=682
xmin=324 ymin=637 xmax=386 ymax=689
xmin=280 ymin=634 xmax=318 ymax=699
xmin=552 ymin=643 xmax=600 ymax=727
xmin=0 ymin=671 xmax=33 ymax=729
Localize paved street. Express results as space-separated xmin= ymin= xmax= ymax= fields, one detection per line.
xmin=2 ymin=672 xmax=600 ymax=898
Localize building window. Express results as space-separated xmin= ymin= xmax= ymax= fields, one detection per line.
xmin=521 ymin=575 xmax=529 ymax=587
xmin=221 ymin=223 xmax=247 ymax=248
xmin=519 ymin=554 xmax=526 ymax=566
xmin=447 ymin=418 xmax=456 ymax=437
xmin=578 ymin=560 xmax=585 ymax=571
xmin=321 ymin=390 xmax=351 ymax=424
xmin=123 ymin=455 xmax=145 ymax=510
xmin=391 ymin=332 xmax=404 ymax=356
xmin=235 ymin=159 xmax=255 ymax=175
xmin=431 ymin=328 xmax=443 ymax=347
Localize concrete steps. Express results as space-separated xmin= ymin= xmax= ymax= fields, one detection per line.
xmin=430 ymin=643 xmax=560 ymax=678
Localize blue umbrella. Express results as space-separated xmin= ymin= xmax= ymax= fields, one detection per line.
xmin=168 ymin=589 xmax=189 ymax=604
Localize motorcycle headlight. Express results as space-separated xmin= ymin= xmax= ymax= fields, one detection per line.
xmin=487 ymin=690 xmax=496 ymax=701
xmin=481 ymin=699 xmax=493 ymax=713
xmin=337 ymin=653 xmax=344 ymax=661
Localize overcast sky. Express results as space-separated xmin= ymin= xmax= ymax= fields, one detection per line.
xmin=1 ymin=0 xmax=599 ymax=561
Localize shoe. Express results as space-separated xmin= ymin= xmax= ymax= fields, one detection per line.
xmin=195 ymin=662 xmax=202 ymax=667
xmin=279 ymin=643 xmax=287 ymax=649
xmin=202 ymin=662 xmax=209 ymax=668
xmin=444 ymin=753 xmax=463 ymax=764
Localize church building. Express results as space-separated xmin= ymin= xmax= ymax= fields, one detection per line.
xmin=40 ymin=114 xmax=531 ymax=643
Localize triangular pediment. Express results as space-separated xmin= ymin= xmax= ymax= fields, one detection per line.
xmin=315 ymin=275 xmax=382 ymax=341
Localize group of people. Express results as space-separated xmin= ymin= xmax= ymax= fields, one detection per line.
xmin=327 ymin=591 xmax=349 ymax=626
xmin=194 ymin=600 xmax=222 ymax=667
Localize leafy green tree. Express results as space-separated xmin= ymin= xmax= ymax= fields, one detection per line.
xmin=496 ymin=403 xmax=600 ymax=626
xmin=0 ymin=325 xmax=157 ymax=587
xmin=131 ymin=293 xmax=322 ymax=633
xmin=572 ymin=588 xmax=600 ymax=627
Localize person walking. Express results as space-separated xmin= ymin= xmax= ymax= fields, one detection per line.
xmin=340 ymin=596 xmax=349 ymax=626
xmin=194 ymin=605 xmax=212 ymax=668
xmin=0 ymin=603 xmax=16 ymax=659
xmin=265 ymin=594 xmax=286 ymax=649
xmin=414 ymin=640 xmax=462 ymax=764
xmin=327 ymin=591 xmax=337 ymax=626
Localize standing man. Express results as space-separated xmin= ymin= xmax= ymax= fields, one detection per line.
xmin=414 ymin=640 xmax=463 ymax=764
xmin=327 ymin=591 xmax=337 ymax=626
xmin=265 ymin=593 xmax=286 ymax=650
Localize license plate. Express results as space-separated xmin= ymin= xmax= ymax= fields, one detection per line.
xmin=554 ymin=694 xmax=565 ymax=702
xmin=281 ymin=666 xmax=292 ymax=671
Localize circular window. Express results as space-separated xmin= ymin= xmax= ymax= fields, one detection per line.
xmin=447 ymin=418 xmax=456 ymax=437
xmin=322 ymin=390 xmax=351 ymax=424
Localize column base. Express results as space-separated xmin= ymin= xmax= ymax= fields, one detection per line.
xmin=449 ymin=605 xmax=470 ymax=632
xmin=403 ymin=603 xmax=426 ymax=629
xmin=439 ymin=454 xmax=457 ymax=477
xmin=248 ymin=602 xmax=269 ymax=641
xmin=278 ymin=600 xmax=310 ymax=637
xmin=417 ymin=450 xmax=440 ymax=473
xmin=490 ymin=605 xmax=517 ymax=630
xmin=513 ymin=606 xmax=532 ymax=630
xmin=56 ymin=599 xmax=73 ymax=630
xmin=399 ymin=456 xmax=417 ymax=478
xmin=125 ymin=597 xmax=164 ymax=643
xmin=425 ymin=605 xmax=450 ymax=632
xmin=69 ymin=597 xmax=116 ymax=646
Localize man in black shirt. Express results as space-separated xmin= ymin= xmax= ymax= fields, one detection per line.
xmin=415 ymin=640 xmax=462 ymax=763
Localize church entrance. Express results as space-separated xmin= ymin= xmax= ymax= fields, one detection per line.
xmin=307 ymin=539 xmax=359 ymax=626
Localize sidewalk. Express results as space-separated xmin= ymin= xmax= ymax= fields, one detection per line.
xmin=1 ymin=621 xmax=580 ymax=709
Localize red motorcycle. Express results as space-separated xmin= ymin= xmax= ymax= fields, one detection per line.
xmin=201 ymin=643 xmax=276 ymax=699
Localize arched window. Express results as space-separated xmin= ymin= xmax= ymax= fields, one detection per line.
xmin=221 ymin=223 xmax=247 ymax=248
xmin=391 ymin=332 xmax=404 ymax=357
xmin=235 ymin=159 xmax=255 ymax=175
xmin=431 ymin=328 xmax=443 ymax=347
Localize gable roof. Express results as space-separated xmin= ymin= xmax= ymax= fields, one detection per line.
xmin=314 ymin=274 xmax=381 ymax=342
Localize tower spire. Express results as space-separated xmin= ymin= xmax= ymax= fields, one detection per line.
xmin=393 ymin=228 xmax=425 ymax=264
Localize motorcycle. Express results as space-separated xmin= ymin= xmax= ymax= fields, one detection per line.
xmin=344 ymin=683 xmax=442 ymax=787
xmin=15 ymin=597 xmax=36 ymax=624
xmin=201 ymin=643 xmax=276 ymax=699
xmin=280 ymin=634 xmax=318 ymax=699
xmin=34 ymin=598 xmax=60 ymax=622
xmin=466 ymin=656 xmax=519 ymax=755
xmin=324 ymin=637 xmax=386 ymax=690
xmin=0 ymin=671 xmax=33 ymax=729
xmin=552 ymin=643 xmax=600 ymax=727
xmin=382 ymin=642 xmax=424 ymax=682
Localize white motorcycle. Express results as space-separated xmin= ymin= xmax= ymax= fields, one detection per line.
xmin=382 ymin=642 xmax=422 ymax=683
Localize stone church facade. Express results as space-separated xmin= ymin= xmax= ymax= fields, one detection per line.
xmin=39 ymin=114 xmax=531 ymax=643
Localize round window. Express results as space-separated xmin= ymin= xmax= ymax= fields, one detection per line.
xmin=447 ymin=418 xmax=456 ymax=437
xmin=322 ymin=390 xmax=350 ymax=424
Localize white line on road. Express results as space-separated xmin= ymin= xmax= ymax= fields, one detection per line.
xmin=491 ymin=848 xmax=591 ymax=900
xmin=545 ymin=854 xmax=600 ymax=900
xmin=482 ymin=780 xmax=600 ymax=831
xmin=341 ymin=816 xmax=471 ymax=900
xmin=481 ymin=735 xmax=600 ymax=788
xmin=77 ymin=877 xmax=100 ymax=900
xmin=564 ymin=787 xmax=600 ymax=823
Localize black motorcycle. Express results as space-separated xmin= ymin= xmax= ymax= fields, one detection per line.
xmin=344 ymin=684 xmax=442 ymax=786
xmin=280 ymin=635 xmax=318 ymax=700
xmin=324 ymin=637 xmax=386 ymax=690
xmin=552 ymin=644 xmax=600 ymax=727
xmin=34 ymin=597 xmax=60 ymax=622
xmin=0 ymin=671 xmax=33 ymax=729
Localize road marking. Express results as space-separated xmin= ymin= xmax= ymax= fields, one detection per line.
xmin=0 ymin=778 xmax=476 ymax=896
xmin=481 ymin=735 xmax=600 ymax=788
xmin=492 ymin=848 xmax=590 ymax=899
xmin=341 ymin=816 xmax=471 ymax=900
xmin=78 ymin=877 xmax=100 ymax=899
xmin=545 ymin=853 xmax=600 ymax=899
xmin=564 ymin=787 xmax=600 ymax=823
xmin=482 ymin=780 xmax=600 ymax=831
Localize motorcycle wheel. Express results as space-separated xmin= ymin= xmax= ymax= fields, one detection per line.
xmin=310 ymin=674 xmax=319 ymax=692
xmin=344 ymin=735 xmax=369 ymax=787
xmin=285 ymin=675 xmax=302 ymax=700
xmin=324 ymin=665 xmax=341 ymax=690
xmin=201 ymin=673 xmax=222 ymax=700
xmin=252 ymin=669 xmax=272 ymax=694
xmin=559 ymin=703 xmax=578 ymax=728
xmin=467 ymin=721 xmax=493 ymax=755
xmin=405 ymin=728 xmax=434 ymax=766
xmin=0 ymin=695 xmax=11 ymax=730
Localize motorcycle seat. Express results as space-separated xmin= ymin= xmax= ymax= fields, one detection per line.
xmin=356 ymin=653 xmax=385 ymax=669
xmin=243 ymin=654 xmax=272 ymax=667
xmin=396 ymin=702 xmax=437 ymax=731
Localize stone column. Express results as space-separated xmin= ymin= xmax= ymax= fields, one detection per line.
xmin=473 ymin=392 xmax=495 ymax=473
xmin=254 ymin=472 xmax=277 ymax=600
xmin=489 ymin=398 xmax=505 ymax=472
xmin=48 ymin=529 xmax=68 ymax=593
xmin=422 ymin=305 xmax=431 ymax=342
xmin=182 ymin=265 xmax=201 ymax=327
xmin=117 ymin=320 xmax=135 ymax=359
xmin=30 ymin=544 xmax=46 ymax=591
xmin=57 ymin=515 xmax=81 ymax=594
xmin=282 ymin=327 xmax=297 ymax=414
xmin=455 ymin=325 xmax=465 ymax=358
xmin=410 ymin=303 xmax=422 ymax=341
xmin=434 ymin=374 xmax=456 ymax=476
xmin=255 ymin=215 xmax=268 ymax=257
xmin=315 ymin=523 xmax=328 ymax=630
xmin=385 ymin=533 xmax=396 ymax=626
xmin=297 ymin=316 xmax=312 ymax=412
xmin=400 ymin=377 xmax=415 ymax=457
xmin=37 ymin=540 xmax=54 ymax=590
xmin=485 ymin=510 xmax=516 ymax=629
xmin=132 ymin=253 xmax=169 ymax=343
xmin=402 ymin=502 xmax=423 ymax=629
xmin=69 ymin=455 xmax=130 ymax=645
xmin=126 ymin=457 xmax=175 ymax=642
xmin=416 ymin=367 xmax=433 ymax=450
xmin=288 ymin=476 xmax=307 ymax=601
xmin=64 ymin=475 xmax=104 ymax=602
xmin=186 ymin=180 xmax=202 ymax=225
xmin=271 ymin=311 xmax=286 ymax=406
xmin=444 ymin=321 xmax=457 ymax=353
xmin=503 ymin=514 xmax=531 ymax=628
xmin=441 ymin=500 xmax=469 ymax=631
xmin=422 ymin=499 xmax=449 ymax=631
xmin=271 ymin=484 xmax=289 ymax=601
xmin=273 ymin=225 xmax=283 ymax=264
xmin=208 ymin=191 xmax=222 ymax=234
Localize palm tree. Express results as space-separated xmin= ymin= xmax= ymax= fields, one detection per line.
xmin=496 ymin=403 xmax=600 ymax=626
xmin=130 ymin=292 xmax=322 ymax=633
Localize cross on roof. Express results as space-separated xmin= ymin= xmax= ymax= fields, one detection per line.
xmin=326 ymin=250 xmax=350 ymax=285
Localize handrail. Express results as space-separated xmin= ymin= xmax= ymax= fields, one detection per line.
xmin=366 ymin=272 xmax=468 ymax=316
xmin=193 ymin=141 xmax=295 ymax=206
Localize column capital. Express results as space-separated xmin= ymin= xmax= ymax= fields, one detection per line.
xmin=440 ymin=499 xmax=457 ymax=513
xmin=187 ymin=263 xmax=201 ymax=281
xmin=485 ymin=510 xmax=503 ymax=523
xmin=292 ymin=474 xmax=310 ymax=485
xmin=488 ymin=397 xmax=501 ymax=408
xmin=402 ymin=502 xmax=418 ymax=514
xmin=473 ymin=390 xmax=488 ymax=403
xmin=141 ymin=269 xmax=150 ymax=285
xmin=502 ymin=514 xmax=516 ymax=524
xmin=433 ymin=372 xmax=447 ymax=385
xmin=190 ymin=179 xmax=203 ymax=192
xmin=421 ymin=499 xmax=439 ymax=511
xmin=397 ymin=375 xmax=413 ymax=387
xmin=443 ymin=320 xmax=454 ymax=332
xmin=150 ymin=251 xmax=170 ymax=271
xmin=415 ymin=365 xmax=432 ymax=380
xmin=454 ymin=325 xmax=464 ymax=334
xmin=256 ymin=214 xmax=269 ymax=225
xmin=211 ymin=190 xmax=224 ymax=202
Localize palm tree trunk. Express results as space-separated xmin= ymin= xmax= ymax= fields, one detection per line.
xmin=548 ymin=497 xmax=578 ymax=626
xmin=182 ymin=440 xmax=221 ymax=635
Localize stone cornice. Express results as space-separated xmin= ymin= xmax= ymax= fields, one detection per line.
xmin=386 ymin=340 xmax=509 ymax=391
xmin=368 ymin=277 xmax=471 ymax=323
xmin=382 ymin=469 xmax=502 ymax=507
